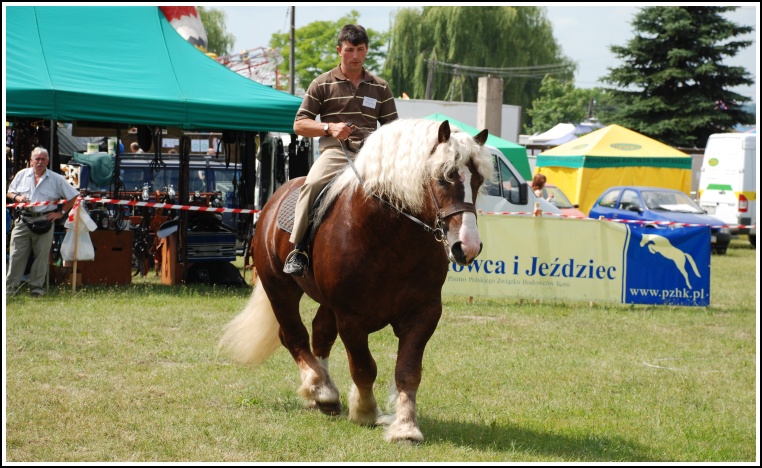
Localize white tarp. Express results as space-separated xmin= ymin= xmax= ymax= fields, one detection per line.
xmin=526 ymin=123 xmax=576 ymax=144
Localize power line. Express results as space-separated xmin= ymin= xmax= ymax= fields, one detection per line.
xmin=427 ymin=59 xmax=573 ymax=80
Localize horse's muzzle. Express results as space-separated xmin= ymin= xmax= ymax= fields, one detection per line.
xmin=449 ymin=241 xmax=483 ymax=265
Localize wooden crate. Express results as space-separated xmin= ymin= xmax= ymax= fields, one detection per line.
xmin=63 ymin=230 xmax=133 ymax=285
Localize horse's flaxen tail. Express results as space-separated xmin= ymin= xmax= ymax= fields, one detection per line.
xmin=685 ymin=252 xmax=701 ymax=278
xmin=217 ymin=277 xmax=282 ymax=366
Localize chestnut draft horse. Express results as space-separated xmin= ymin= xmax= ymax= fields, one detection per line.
xmin=218 ymin=119 xmax=494 ymax=443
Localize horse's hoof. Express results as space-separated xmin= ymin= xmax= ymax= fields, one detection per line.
xmin=316 ymin=401 xmax=342 ymax=416
xmin=386 ymin=435 xmax=423 ymax=445
xmin=384 ymin=424 xmax=424 ymax=443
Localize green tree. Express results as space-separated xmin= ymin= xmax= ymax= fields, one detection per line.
xmin=601 ymin=6 xmax=754 ymax=148
xmin=269 ymin=10 xmax=389 ymax=91
xmin=526 ymin=76 xmax=593 ymax=134
xmin=383 ymin=6 xmax=574 ymax=128
xmin=525 ymin=77 xmax=617 ymax=134
xmin=198 ymin=6 xmax=235 ymax=56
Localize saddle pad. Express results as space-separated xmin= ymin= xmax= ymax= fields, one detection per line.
xmin=276 ymin=186 xmax=300 ymax=234
xmin=276 ymin=179 xmax=335 ymax=235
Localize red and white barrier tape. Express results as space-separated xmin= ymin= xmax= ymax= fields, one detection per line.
xmin=7 ymin=197 xmax=260 ymax=215
xmin=5 ymin=201 xmax=755 ymax=229
xmin=67 ymin=197 xmax=83 ymax=223
xmin=481 ymin=210 xmax=756 ymax=229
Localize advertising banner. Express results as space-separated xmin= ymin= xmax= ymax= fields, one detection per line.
xmin=443 ymin=215 xmax=711 ymax=306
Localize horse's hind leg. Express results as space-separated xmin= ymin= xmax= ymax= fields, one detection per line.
xmin=271 ymin=297 xmax=340 ymax=415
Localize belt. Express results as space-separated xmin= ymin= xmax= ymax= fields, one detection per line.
xmin=21 ymin=210 xmax=50 ymax=218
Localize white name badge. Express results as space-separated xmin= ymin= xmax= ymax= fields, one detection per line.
xmin=362 ymin=96 xmax=377 ymax=108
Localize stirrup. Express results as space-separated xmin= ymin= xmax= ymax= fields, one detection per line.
xmin=283 ymin=249 xmax=309 ymax=277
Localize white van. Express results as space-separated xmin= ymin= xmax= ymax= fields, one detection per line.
xmin=698 ymin=133 xmax=757 ymax=247
xmin=479 ymin=145 xmax=562 ymax=215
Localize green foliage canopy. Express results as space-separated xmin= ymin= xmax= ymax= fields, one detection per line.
xmin=383 ymin=6 xmax=574 ymax=127
xmin=198 ymin=6 xmax=236 ymax=56
xmin=526 ymin=76 xmax=599 ymax=134
xmin=270 ymin=10 xmax=389 ymax=92
xmin=601 ymin=6 xmax=754 ymax=148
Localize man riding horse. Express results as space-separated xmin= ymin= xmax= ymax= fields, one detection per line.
xmin=284 ymin=24 xmax=399 ymax=276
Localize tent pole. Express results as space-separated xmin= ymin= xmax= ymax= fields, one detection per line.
xmin=49 ymin=119 xmax=54 ymax=170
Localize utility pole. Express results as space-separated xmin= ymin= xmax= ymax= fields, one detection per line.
xmin=477 ymin=75 xmax=503 ymax=138
xmin=290 ymin=6 xmax=295 ymax=95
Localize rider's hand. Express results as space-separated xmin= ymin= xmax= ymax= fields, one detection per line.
xmin=331 ymin=123 xmax=355 ymax=141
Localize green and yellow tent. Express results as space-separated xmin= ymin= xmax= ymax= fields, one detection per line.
xmin=535 ymin=124 xmax=692 ymax=214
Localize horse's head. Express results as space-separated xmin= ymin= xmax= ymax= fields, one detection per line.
xmin=314 ymin=118 xmax=494 ymax=266
xmin=429 ymin=120 xmax=493 ymax=266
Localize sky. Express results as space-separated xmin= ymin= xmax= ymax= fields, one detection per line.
xmin=215 ymin=3 xmax=759 ymax=103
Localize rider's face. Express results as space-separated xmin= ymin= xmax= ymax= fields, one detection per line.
xmin=337 ymin=41 xmax=367 ymax=76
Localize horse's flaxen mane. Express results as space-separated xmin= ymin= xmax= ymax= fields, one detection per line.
xmin=314 ymin=119 xmax=494 ymax=222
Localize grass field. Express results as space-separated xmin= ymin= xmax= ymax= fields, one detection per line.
xmin=4 ymin=237 xmax=758 ymax=462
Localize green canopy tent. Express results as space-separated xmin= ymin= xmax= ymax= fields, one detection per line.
xmin=424 ymin=113 xmax=531 ymax=180
xmin=5 ymin=6 xmax=302 ymax=132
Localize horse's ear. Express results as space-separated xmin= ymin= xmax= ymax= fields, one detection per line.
xmin=438 ymin=120 xmax=451 ymax=144
xmin=474 ymin=129 xmax=488 ymax=146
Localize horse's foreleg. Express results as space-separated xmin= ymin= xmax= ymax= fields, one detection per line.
xmin=312 ymin=304 xmax=339 ymax=360
xmin=383 ymin=389 xmax=421 ymax=443
xmin=383 ymin=349 xmax=424 ymax=443
xmin=348 ymin=383 xmax=381 ymax=425
xmin=383 ymin=305 xmax=442 ymax=443
xmin=340 ymin=330 xmax=380 ymax=426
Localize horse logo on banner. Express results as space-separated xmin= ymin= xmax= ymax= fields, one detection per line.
xmin=640 ymin=233 xmax=701 ymax=289
xmin=625 ymin=225 xmax=711 ymax=306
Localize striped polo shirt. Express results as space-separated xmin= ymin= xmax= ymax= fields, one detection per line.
xmin=295 ymin=65 xmax=398 ymax=146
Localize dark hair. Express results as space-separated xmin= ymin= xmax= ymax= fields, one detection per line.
xmin=337 ymin=24 xmax=368 ymax=47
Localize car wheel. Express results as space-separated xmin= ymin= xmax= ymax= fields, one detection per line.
xmin=750 ymin=235 xmax=756 ymax=248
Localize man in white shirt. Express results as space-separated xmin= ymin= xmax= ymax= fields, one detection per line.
xmin=6 ymin=147 xmax=80 ymax=297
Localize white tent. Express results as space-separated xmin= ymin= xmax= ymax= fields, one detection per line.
xmin=526 ymin=123 xmax=576 ymax=145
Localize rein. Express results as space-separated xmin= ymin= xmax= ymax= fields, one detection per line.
xmin=339 ymin=141 xmax=477 ymax=248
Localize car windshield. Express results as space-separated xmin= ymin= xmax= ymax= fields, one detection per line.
xmin=544 ymin=186 xmax=574 ymax=209
xmin=642 ymin=190 xmax=703 ymax=213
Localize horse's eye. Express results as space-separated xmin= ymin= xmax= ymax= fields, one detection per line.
xmin=438 ymin=170 xmax=458 ymax=186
